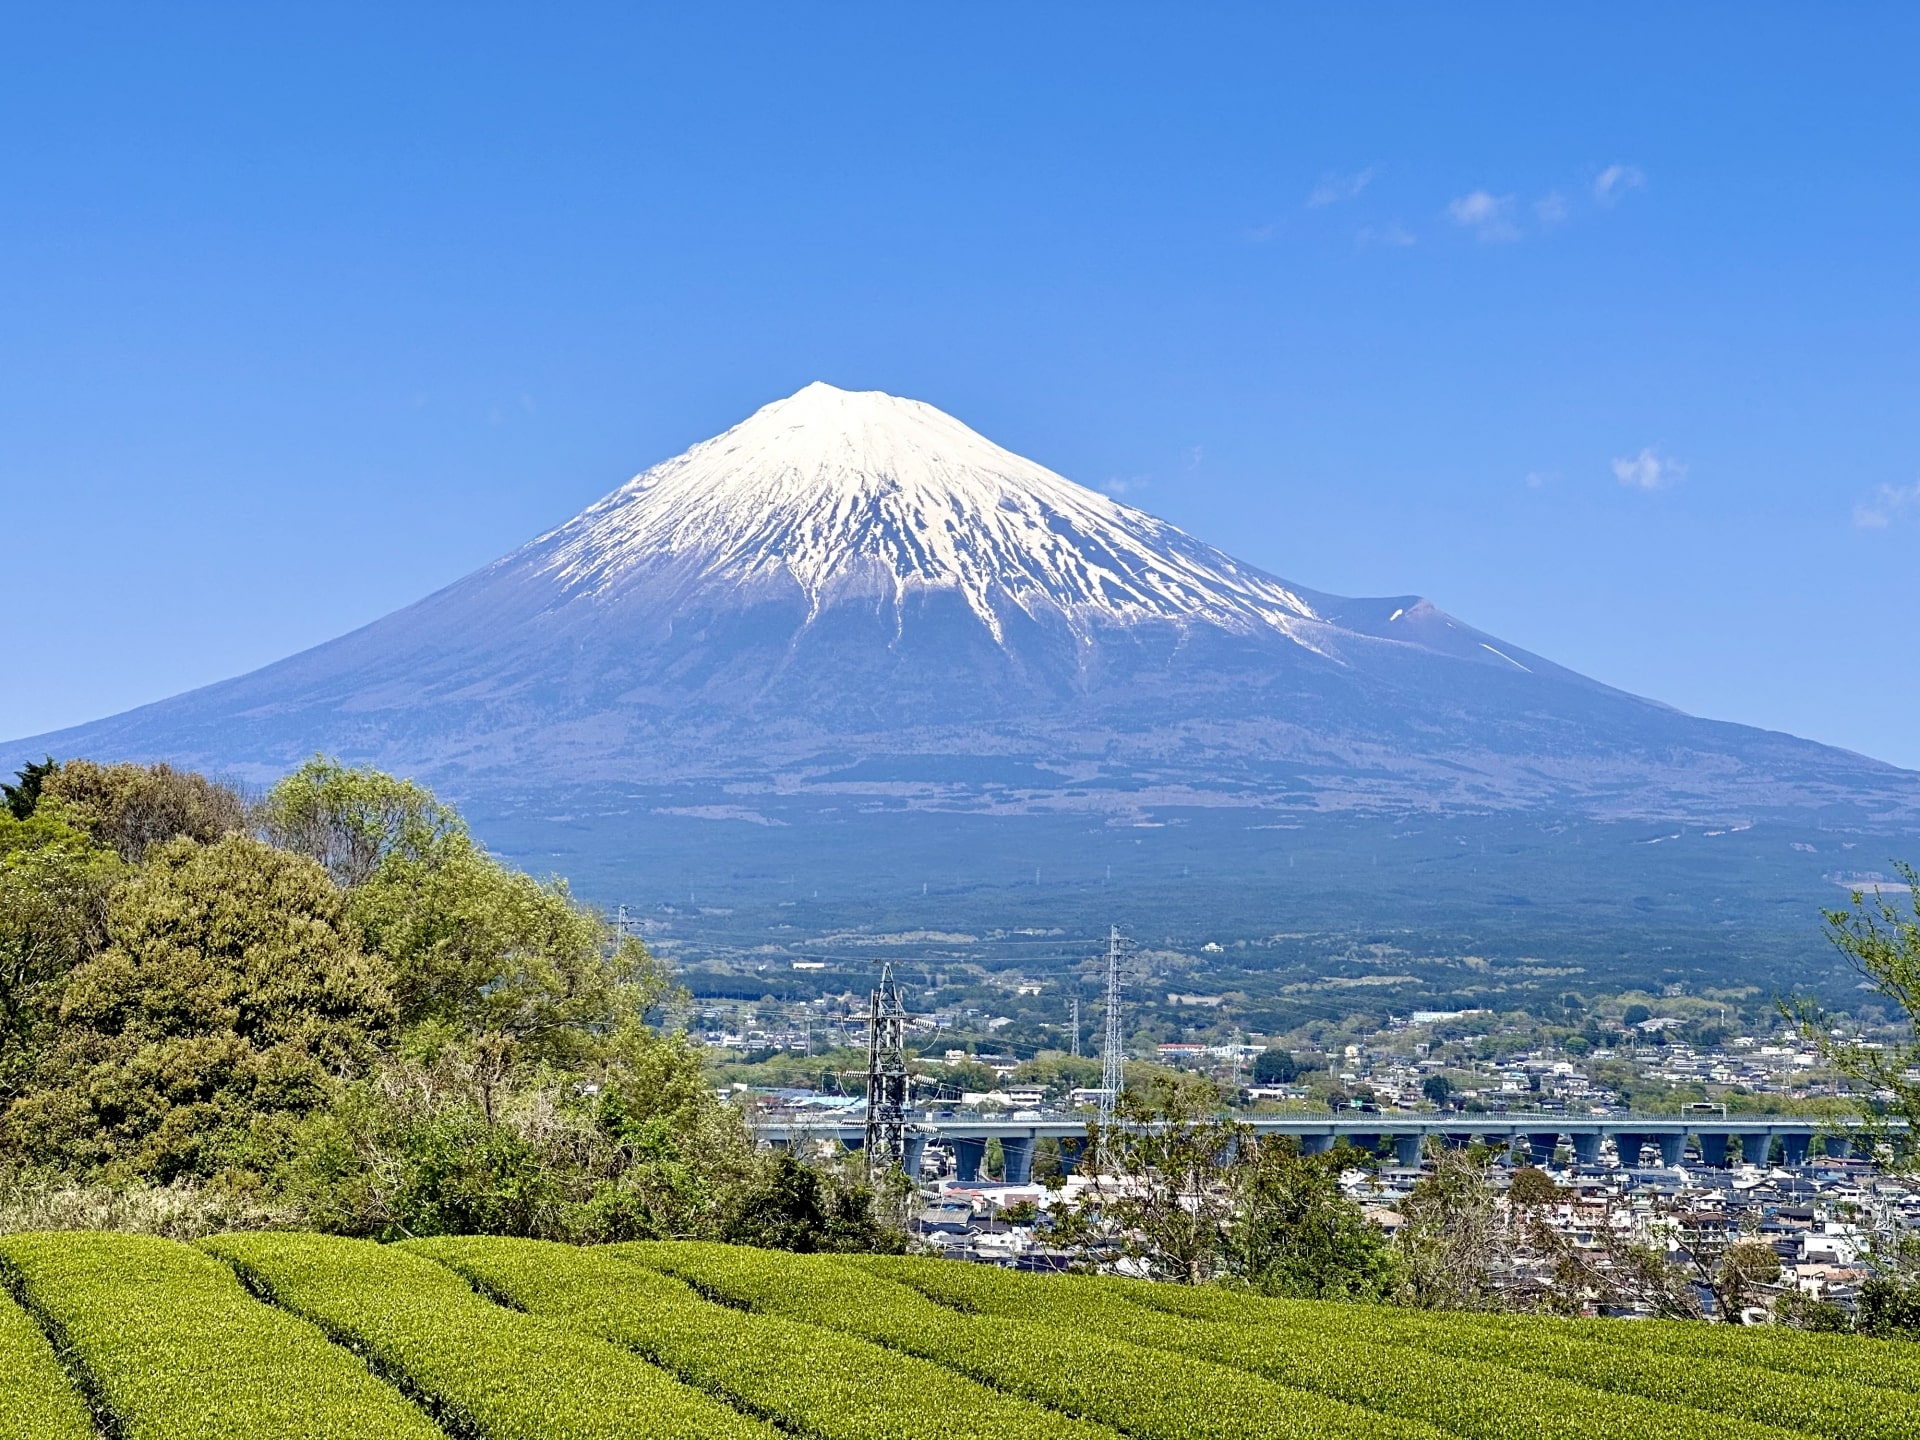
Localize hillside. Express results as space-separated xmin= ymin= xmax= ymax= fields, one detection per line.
xmin=0 ymin=1231 xmax=1910 ymax=1439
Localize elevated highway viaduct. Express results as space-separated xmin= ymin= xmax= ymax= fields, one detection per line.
xmin=752 ymin=1112 xmax=1886 ymax=1186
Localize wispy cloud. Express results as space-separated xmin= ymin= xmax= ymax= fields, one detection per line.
xmin=1355 ymin=219 xmax=1415 ymax=248
xmin=1593 ymin=163 xmax=1646 ymax=206
xmin=1306 ymin=167 xmax=1376 ymax=208
xmin=1237 ymin=221 xmax=1279 ymax=244
xmin=1534 ymin=192 xmax=1570 ymax=229
xmin=1854 ymin=479 xmax=1920 ymax=529
xmin=1524 ymin=470 xmax=1556 ymax=489
xmin=1448 ymin=190 xmax=1520 ymax=242
xmin=1612 ymin=446 xmax=1686 ymax=491
xmin=1102 ymin=476 xmax=1151 ymax=498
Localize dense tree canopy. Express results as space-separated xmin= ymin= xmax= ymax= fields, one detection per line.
xmin=40 ymin=759 xmax=246 ymax=863
xmin=0 ymin=756 xmax=888 ymax=1251
xmin=5 ymin=833 xmax=391 ymax=1181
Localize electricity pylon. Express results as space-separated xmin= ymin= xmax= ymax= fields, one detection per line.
xmin=863 ymin=962 xmax=909 ymax=1181
xmin=1098 ymin=926 xmax=1126 ymax=1151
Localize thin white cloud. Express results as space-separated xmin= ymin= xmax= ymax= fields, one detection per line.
xmin=1593 ymin=163 xmax=1646 ymax=206
xmin=1356 ymin=220 xmax=1416 ymax=248
xmin=1854 ymin=479 xmax=1920 ymax=529
xmin=1306 ymin=167 xmax=1376 ymax=208
xmin=1612 ymin=446 xmax=1686 ymax=491
xmin=1534 ymin=192 xmax=1570 ymax=229
xmin=1448 ymin=190 xmax=1520 ymax=242
xmin=1102 ymin=476 xmax=1151 ymax=498
xmin=1524 ymin=470 xmax=1555 ymax=489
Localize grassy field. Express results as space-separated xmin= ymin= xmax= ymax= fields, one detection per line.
xmin=0 ymin=1232 xmax=1904 ymax=1439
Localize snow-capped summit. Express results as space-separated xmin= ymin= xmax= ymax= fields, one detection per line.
xmin=522 ymin=382 xmax=1318 ymax=643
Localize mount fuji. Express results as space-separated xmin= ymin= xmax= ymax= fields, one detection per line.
xmin=9 ymin=382 xmax=1918 ymax=964
xmin=16 ymin=382 xmax=1912 ymax=813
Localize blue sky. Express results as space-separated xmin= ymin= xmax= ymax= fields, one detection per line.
xmin=4 ymin=6 xmax=1917 ymax=766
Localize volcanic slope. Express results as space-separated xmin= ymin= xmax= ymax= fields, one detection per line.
xmin=11 ymin=381 xmax=1913 ymax=838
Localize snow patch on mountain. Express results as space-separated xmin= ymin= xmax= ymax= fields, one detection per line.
xmin=519 ymin=381 xmax=1323 ymax=644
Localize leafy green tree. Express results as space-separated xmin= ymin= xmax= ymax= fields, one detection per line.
xmin=1251 ymin=1048 xmax=1298 ymax=1085
xmin=1396 ymin=1146 xmax=1505 ymax=1310
xmin=716 ymin=1151 xmax=903 ymax=1253
xmin=1227 ymin=1139 xmax=1399 ymax=1300
xmin=1078 ymin=1075 xmax=1243 ymax=1283
xmin=1421 ymin=1075 xmax=1452 ymax=1106
xmin=1506 ymin=1164 xmax=1560 ymax=1207
xmin=926 ymin=1058 xmax=999 ymax=1099
xmin=357 ymin=844 xmax=665 ymax=1064
xmin=0 ymin=811 xmax=121 ymax=1094
xmin=259 ymin=757 xmax=462 ymax=888
xmin=1794 ymin=862 xmax=1920 ymax=1172
xmin=265 ymin=760 xmax=665 ymax=1067
xmin=3 ymin=834 xmax=393 ymax=1181
xmin=40 ymin=760 xmax=246 ymax=863
xmin=2 ymin=757 xmax=57 ymax=820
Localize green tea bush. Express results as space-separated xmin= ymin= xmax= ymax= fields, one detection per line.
xmin=204 ymin=1231 xmax=780 ymax=1440
xmin=1544 ymin=1311 xmax=1920 ymax=1395
xmin=1350 ymin=1308 xmax=1920 ymax=1440
xmin=0 ymin=1286 xmax=91 ymax=1440
xmin=0 ymin=1231 xmax=436 ymax=1440
xmin=621 ymin=1241 xmax=1445 ymax=1440
xmin=858 ymin=1254 xmax=1802 ymax=1440
xmin=1097 ymin=1267 xmax=1920 ymax=1433
xmin=410 ymin=1236 xmax=1121 ymax=1440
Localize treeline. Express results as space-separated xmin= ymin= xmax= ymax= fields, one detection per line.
xmin=0 ymin=757 xmax=896 ymax=1250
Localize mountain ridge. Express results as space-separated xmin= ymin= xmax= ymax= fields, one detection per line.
xmin=7 ymin=383 xmax=1916 ymax=836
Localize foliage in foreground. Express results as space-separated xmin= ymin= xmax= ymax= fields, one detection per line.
xmin=411 ymin=1235 xmax=1118 ymax=1440
xmin=0 ymin=1230 xmax=436 ymax=1440
xmin=5 ymin=1234 xmax=1920 ymax=1440
xmin=0 ymin=756 xmax=893 ymax=1253
xmin=206 ymin=1231 xmax=780 ymax=1440
xmin=863 ymin=1254 xmax=1829 ymax=1440
xmin=623 ymin=1239 xmax=1444 ymax=1440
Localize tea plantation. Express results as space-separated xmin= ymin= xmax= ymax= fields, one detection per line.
xmin=0 ymin=1232 xmax=1909 ymax=1439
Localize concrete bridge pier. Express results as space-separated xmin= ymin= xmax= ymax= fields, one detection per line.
xmin=1657 ymin=1134 xmax=1685 ymax=1168
xmin=1824 ymin=1135 xmax=1851 ymax=1160
xmin=1394 ymin=1134 xmax=1425 ymax=1167
xmin=1057 ymin=1136 xmax=1088 ymax=1176
xmin=1526 ymin=1133 xmax=1561 ymax=1166
xmin=903 ymin=1134 xmax=928 ymax=1180
xmin=952 ymin=1137 xmax=987 ymax=1183
xmin=1000 ymin=1134 xmax=1037 ymax=1185
xmin=1342 ymin=1133 xmax=1382 ymax=1155
xmin=1780 ymin=1132 xmax=1811 ymax=1168
xmin=1612 ymin=1132 xmax=1648 ymax=1167
xmin=1300 ymin=1134 xmax=1335 ymax=1156
xmin=1699 ymin=1134 xmax=1730 ymax=1167
xmin=1745 ymin=1133 xmax=1773 ymax=1167
xmin=1570 ymin=1132 xmax=1603 ymax=1167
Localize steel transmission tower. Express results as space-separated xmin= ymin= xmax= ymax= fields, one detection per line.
xmin=1098 ymin=927 xmax=1126 ymax=1141
xmin=863 ymin=962 xmax=910 ymax=1181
